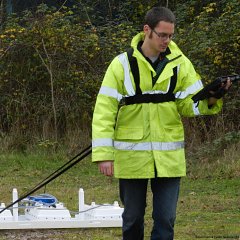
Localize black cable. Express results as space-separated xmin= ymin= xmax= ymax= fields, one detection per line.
xmin=0 ymin=145 xmax=92 ymax=214
xmin=20 ymin=145 xmax=91 ymax=198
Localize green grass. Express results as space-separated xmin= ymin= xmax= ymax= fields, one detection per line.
xmin=0 ymin=148 xmax=239 ymax=240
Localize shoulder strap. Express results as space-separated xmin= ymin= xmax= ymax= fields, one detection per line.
xmin=168 ymin=66 xmax=177 ymax=94
xmin=126 ymin=48 xmax=142 ymax=95
xmin=124 ymin=49 xmax=178 ymax=105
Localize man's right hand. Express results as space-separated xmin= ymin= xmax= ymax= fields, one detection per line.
xmin=98 ymin=161 xmax=114 ymax=177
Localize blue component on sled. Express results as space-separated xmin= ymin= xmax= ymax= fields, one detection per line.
xmin=27 ymin=194 xmax=58 ymax=206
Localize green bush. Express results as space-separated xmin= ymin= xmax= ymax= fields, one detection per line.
xmin=0 ymin=1 xmax=239 ymax=154
xmin=0 ymin=4 xmax=137 ymax=150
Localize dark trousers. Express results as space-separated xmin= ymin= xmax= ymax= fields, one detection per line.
xmin=119 ymin=177 xmax=180 ymax=240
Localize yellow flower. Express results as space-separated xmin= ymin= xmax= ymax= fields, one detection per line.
xmin=214 ymin=55 xmax=222 ymax=65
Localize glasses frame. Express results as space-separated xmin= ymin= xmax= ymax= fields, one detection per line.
xmin=152 ymin=29 xmax=174 ymax=41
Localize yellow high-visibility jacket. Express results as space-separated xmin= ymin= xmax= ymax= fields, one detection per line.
xmin=92 ymin=33 xmax=222 ymax=178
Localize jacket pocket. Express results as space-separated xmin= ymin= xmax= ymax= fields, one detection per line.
xmin=163 ymin=126 xmax=184 ymax=141
xmin=115 ymin=127 xmax=143 ymax=140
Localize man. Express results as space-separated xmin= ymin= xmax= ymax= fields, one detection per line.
xmin=92 ymin=7 xmax=231 ymax=240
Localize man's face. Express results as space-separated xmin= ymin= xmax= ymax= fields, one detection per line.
xmin=145 ymin=21 xmax=175 ymax=53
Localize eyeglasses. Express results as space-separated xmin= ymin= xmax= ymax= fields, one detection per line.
xmin=152 ymin=29 xmax=174 ymax=41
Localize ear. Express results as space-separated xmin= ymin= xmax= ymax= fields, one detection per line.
xmin=143 ymin=24 xmax=151 ymax=34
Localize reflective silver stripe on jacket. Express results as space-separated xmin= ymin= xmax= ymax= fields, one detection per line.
xmin=193 ymin=102 xmax=200 ymax=115
xmin=114 ymin=141 xmax=184 ymax=151
xmin=92 ymin=138 xmax=113 ymax=148
xmin=177 ymin=64 xmax=180 ymax=75
xmin=175 ymin=80 xmax=203 ymax=99
xmin=118 ymin=53 xmax=135 ymax=96
xmin=143 ymin=90 xmax=168 ymax=94
xmin=99 ymin=86 xmax=123 ymax=102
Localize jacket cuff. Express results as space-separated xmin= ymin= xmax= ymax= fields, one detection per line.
xmin=92 ymin=147 xmax=114 ymax=162
xmin=198 ymin=98 xmax=223 ymax=115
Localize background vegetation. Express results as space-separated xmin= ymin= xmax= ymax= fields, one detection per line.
xmin=0 ymin=0 xmax=239 ymax=154
xmin=0 ymin=0 xmax=239 ymax=239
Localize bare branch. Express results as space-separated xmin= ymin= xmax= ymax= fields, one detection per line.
xmin=34 ymin=39 xmax=58 ymax=143
xmin=56 ymin=0 xmax=68 ymax=13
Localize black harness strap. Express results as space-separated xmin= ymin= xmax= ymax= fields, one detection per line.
xmin=168 ymin=66 xmax=178 ymax=94
xmin=127 ymin=48 xmax=142 ymax=95
xmin=125 ymin=48 xmax=178 ymax=105
xmin=124 ymin=92 xmax=175 ymax=104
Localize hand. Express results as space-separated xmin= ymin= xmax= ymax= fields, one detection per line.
xmin=208 ymin=78 xmax=232 ymax=106
xmin=98 ymin=161 xmax=114 ymax=177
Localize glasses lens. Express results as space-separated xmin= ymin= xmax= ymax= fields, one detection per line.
xmin=153 ymin=29 xmax=174 ymax=40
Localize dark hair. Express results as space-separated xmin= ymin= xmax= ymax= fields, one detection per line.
xmin=144 ymin=7 xmax=176 ymax=29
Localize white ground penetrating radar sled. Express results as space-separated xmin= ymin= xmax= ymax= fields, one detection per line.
xmin=0 ymin=145 xmax=124 ymax=229
xmin=0 ymin=188 xmax=123 ymax=229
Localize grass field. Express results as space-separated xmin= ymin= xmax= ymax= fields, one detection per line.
xmin=0 ymin=147 xmax=239 ymax=240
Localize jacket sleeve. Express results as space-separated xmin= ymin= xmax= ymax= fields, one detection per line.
xmin=175 ymin=56 xmax=223 ymax=117
xmin=92 ymin=56 xmax=124 ymax=162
